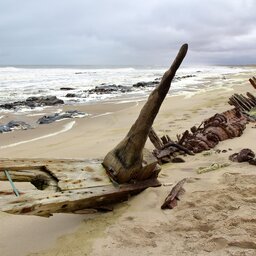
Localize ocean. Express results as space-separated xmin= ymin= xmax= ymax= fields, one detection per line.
xmin=0 ymin=65 xmax=254 ymax=112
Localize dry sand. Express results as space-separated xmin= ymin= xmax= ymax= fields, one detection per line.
xmin=0 ymin=69 xmax=256 ymax=256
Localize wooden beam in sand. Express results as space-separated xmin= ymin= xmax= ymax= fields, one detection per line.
xmin=0 ymin=158 xmax=161 ymax=216
xmin=103 ymin=44 xmax=188 ymax=183
xmin=249 ymin=76 xmax=256 ymax=90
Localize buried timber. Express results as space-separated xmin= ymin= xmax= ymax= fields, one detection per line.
xmin=0 ymin=44 xmax=188 ymax=217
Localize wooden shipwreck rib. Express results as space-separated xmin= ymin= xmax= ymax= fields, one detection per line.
xmin=149 ymin=76 xmax=256 ymax=163
xmin=0 ymin=44 xmax=188 ymax=217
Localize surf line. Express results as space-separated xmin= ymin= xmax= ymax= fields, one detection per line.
xmin=90 ymin=112 xmax=113 ymax=119
xmin=0 ymin=121 xmax=76 ymax=149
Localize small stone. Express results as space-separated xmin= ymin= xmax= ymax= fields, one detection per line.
xmin=172 ymin=157 xmax=185 ymax=163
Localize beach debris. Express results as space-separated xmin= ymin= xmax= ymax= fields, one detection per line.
xmin=229 ymin=148 xmax=255 ymax=163
xmin=177 ymin=109 xmax=247 ymax=154
xmin=103 ymin=44 xmax=188 ymax=183
xmin=249 ymin=76 xmax=256 ymax=90
xmin=86 ymin=84 xmax=131 ymax=94
xmin=161 ymin=178 xmax=186 ymax=209
xmin=229 ymin=92 xmax=256 ymax=113
xmin=0 ymin=96 xmax=64 ymax=110
xmin=197 ymin=163 xmax=230 ymax=174
xmin=149 ymin=127 xmax=193 ymax=164
xmin=0 ymin=44 xmax=189 ymax=217
xmin=245 ymin=107 xmax=256 ymax=121
xmin=0 ymin=158 xmax=161 ymax=216
xmin=37 ymin=110 xmax=89 ymax=124
xmin=60 ymin=87 xmax=75 ymax=90
xmin=229 ymin=149 xmax=256 ymax=166
xmin=150 ymin=108 xmax=247 ymax=162
xmin=0 ymin=120 xmax=32 ymax=133
xmin=249 ymin=158 xmax=256 ymax=165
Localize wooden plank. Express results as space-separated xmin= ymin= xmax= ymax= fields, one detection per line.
xmin=0 ymin=157 xmax=161 ymax=217
xmin=0 ymin=178 xmax=161 ymax=217
xmin=0 ymin=158 xmax=112 ymax=191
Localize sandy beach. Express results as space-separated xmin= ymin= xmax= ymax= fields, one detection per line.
xmin=0 ymin=69 xmax=256 ymax=256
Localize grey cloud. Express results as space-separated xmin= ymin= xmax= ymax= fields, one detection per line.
xmin=0 ymin=0 xmax=255 ymax=65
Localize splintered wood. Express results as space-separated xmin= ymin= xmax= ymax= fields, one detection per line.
xmin=249 ymin=76 xmax=256 ymax=90
xmin=229 ymin=92 xmax=256 ymax=112
xmin=161 ymin=178 xmax=186 ymax=209
xmin=0 ymin=158 xmax=161 ymax=217
xmin=149 ymin=128 xmax=193 ymax=164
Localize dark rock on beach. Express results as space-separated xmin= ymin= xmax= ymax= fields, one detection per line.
xmin=229 ymin=148 xmax=255 ymax=162
xmin=0 ymin=102 xmax=24 ymax=110
xmin=38 ymin=110 xmax=88 ymax=124
xmin=175 ymin=75 xmax=196 ymax=81
xmin=60 ymin=87 xmax=75 ymax=90
xmin=0 ymin=121 xmax=32 ymax=133
xmin=65 ymin=93 xmax=77 ymax=98
xmin=132 ymin=81 xmax=159 ymax=88
xmin=0 ymin=96 xmax=64 ymax=110
xmin=26 ymin=96 xmax=64 ymax=107
xmin=86 ymin=84 xmax=131 ymax=94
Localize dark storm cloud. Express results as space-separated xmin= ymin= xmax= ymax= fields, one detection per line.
xmin=0 ymin=0 xmax=255 ymax=65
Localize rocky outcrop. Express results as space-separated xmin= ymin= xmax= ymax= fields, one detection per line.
xmin=65 ymin=93 xmax=77 ymax=98
xmin=132 ymin=81 xmax=159 ymax=88
xmin=86 ymin=84 xmax=131 ymax=94
xmin=175 ymin=74 xmax=196 ymax=81
xmin=60 ymin=87 xmax=75 ymax=91
xmin=0 ymin=121 xmax=32 ymax=133
xmin=25 ymin=96 xmax=64 ymax=107
xmin=37 ymin=110 xmax=88 ymax=124
xmin=0 ymin=96 xmax=64 ymax=110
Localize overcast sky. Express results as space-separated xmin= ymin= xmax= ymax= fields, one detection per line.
xmin=0 ymin=0 xmax=256 ymax=65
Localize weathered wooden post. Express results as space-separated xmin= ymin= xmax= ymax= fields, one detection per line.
xmin=103 ymin=44 xmax=188 ymax=183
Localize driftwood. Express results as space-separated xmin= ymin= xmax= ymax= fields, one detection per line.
xmin=229 ymin=92 xmax=256 ymax=112
xmin=161 ymin=178 xmax=186 ymax=209
xmin=149 ymin=128 xmax=193 ymax=164
xmin=0 ymin=44 xmax=188 ymax=217
xmin=102 ymin=44 xmax=188 ymax=183
xmin=249 ymin=76 xmax=256 ymax=90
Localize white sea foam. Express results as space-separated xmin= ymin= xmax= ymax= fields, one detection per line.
xmin=0 ymin=121 xmax=75 ymax=149
xmin=0 ymin=65 xmax=254 ymax=109
xmin=27 ymin=113 xmax=47 ymax=117
xmin=90 ymin=112 xmax=113 ymax=118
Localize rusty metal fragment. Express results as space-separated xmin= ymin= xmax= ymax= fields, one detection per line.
xmin=178 ymin=109 xmax=247 ymax=154
xmin=229 ymin=148 xmax=255 ymax=163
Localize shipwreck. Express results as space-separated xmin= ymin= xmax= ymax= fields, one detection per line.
xmin=0 ymin=43 xmax=255 ymax=217
xmin=0 ymin=44 xmax=188 ymax=217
